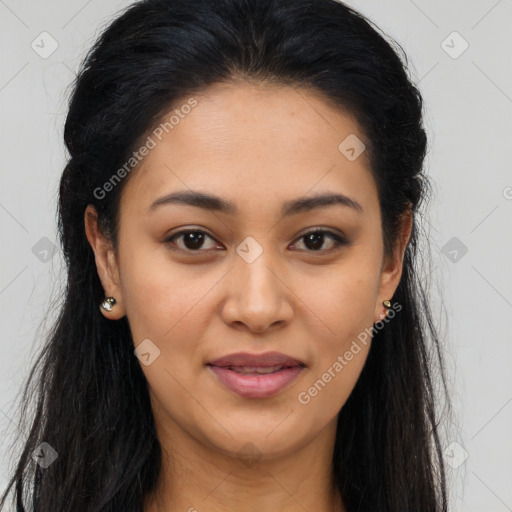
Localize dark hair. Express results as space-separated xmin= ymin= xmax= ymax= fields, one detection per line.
xmin=1 ymin=0 xmax=449 ymax=510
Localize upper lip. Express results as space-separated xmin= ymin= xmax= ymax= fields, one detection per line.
xmin=207 ymin=351 xmax=306 ymax=368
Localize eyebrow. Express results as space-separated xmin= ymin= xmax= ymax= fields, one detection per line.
xmin=148 ymin=190 xmax=363 ymax=216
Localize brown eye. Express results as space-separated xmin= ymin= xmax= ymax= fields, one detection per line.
xmin=164 ymin=230 xmax=219 ymax=252
xmin=291 ymin=229 xmax=348 ymax=252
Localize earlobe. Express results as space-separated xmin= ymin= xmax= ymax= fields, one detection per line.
xmin=84 ymin=205 xmax=127 ymax=320
xmin=377 ymin=299 xmax=393 ymax=321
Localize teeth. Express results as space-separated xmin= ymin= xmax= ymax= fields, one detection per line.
xmin=229 ymin=365 xmax=285 ymax=374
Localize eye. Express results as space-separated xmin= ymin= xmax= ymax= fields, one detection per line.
xmin=290 ymin=229 xmax=348 ymax=253
xmin=164 ymin=229 xmax=221 ymax=253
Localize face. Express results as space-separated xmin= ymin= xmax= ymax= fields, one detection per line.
xmin=86 ymin=80 xmax=409 ymax=463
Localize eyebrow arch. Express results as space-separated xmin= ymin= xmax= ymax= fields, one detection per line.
xmin=148 ymin=190 xmax=363 ymax=215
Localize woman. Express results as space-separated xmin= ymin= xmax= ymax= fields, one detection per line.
xmin=0 ymin=0 xmax=449 ymax=510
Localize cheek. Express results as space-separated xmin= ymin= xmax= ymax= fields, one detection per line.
xmin=302 ymin=258 xmax=381 ymax=342
xmin=120 ymin=250 xmax=214 ymax=413
xmin=295 ymin=276 xmax=375 ymax=424
xmin=294 ymin=257 xmax=380 ymax=413
xmin=119 ymin=245 xmax=213 ymax=344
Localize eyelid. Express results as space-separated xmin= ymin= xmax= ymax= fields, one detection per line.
xmin=293 ymin=226 xmax=348 ymax=242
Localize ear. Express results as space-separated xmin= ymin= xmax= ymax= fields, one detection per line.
xmin=84 ymin=204 xmax=126 ymax=320
xmin=374 ymin=207 xmax=413 ymax=322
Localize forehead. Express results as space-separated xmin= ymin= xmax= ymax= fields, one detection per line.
xmin=120 ymin=80 xmax=379 ymax=218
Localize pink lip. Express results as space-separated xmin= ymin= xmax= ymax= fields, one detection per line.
xmin=207 ymin=351 xmax=306 ymax=398
xmin=208 ymin=365 xmax=304 ymax=398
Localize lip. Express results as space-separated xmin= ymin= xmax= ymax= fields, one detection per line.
xmin=207 ymin=351 xmax=306 ymax=398
xmin=208 ymin=351 xmax=305 ymax=368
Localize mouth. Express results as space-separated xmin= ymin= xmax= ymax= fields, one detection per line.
xmin=218 ymin=364 xmax=299 ymax=374
xmin=206 ymin=351 xmax=306 ymax=398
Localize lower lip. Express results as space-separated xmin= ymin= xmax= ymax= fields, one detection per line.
xmin=208 ymin=365 xmax=304 ymax=398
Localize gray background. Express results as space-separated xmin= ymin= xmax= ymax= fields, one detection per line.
xmin=1 ymin=1 xmax=511 ymax=510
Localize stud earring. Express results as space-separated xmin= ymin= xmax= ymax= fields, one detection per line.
xmin=378 ymin=299 xmax=393 ymax=320
xmin=100 ymin=296 xmax=117 ymax=312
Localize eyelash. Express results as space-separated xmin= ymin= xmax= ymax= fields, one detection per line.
xmin=163 ymin=228 xmax=348 ymax=254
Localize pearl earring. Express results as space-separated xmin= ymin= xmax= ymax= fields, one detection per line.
xmin=100 ymin=296 xmax=116 ymax=312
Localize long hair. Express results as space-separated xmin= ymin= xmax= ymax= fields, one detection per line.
xmin=1 ymin=0 xmax=449 ymax=510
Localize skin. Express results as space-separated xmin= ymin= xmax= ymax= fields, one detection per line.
xmin=85 ymin=79 xmax=412 ymax=512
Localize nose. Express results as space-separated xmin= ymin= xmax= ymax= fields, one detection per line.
xmin=220 ymin=253 xmax=294 ymax=334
